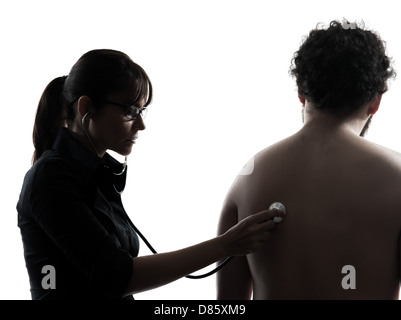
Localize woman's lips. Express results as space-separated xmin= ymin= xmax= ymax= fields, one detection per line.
xmin=126 ymin=136 xmax=138 ymax=144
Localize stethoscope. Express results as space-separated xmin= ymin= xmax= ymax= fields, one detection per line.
xmin=82 ymin=112 xmax=229 ymax=278
xmin=128 ymin=202 xmax=286 ymax=279
xmin=128 ymin=220 xmax=234 ymax=279
xmin=82 ymin=112 xmax=286 ymax=278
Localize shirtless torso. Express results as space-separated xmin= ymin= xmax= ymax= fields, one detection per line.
xmin=217 ymin=104 xmax=401 ymax=299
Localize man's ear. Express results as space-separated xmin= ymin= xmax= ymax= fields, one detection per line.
xmin=77 ymin=96 xmax=94 ymax=118
xmin=368 ymin=95 xmax=382 ymax=115
xmin=298 ymin=95 xmax=305 ymax=105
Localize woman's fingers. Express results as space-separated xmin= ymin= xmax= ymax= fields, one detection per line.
xmin=248 ymin=209 xmax=285 ymax=225
xmin=223 ymin=208 xmax=286 ymax=256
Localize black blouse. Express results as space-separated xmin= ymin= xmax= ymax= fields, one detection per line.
xmin=17 ymin=128 xmax=139 ymax=299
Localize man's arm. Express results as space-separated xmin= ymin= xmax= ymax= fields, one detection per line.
xmin=216 ymin=194 xmax=253 ymax=300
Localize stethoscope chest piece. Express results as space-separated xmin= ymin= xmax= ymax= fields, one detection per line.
xmin=269 ymin=202 xmax=286 ymax=224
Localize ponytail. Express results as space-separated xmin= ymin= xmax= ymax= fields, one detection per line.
xmin=32 ymin=76 xmax=67 ymax=164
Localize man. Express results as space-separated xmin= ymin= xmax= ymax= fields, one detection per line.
xmin=217 ymin=20 xmax=399 ymax=299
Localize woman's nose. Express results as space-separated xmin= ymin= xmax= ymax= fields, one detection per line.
xmin=132 ymin=114 xmax=146 ymax=131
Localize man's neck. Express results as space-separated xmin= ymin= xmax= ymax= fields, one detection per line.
xmin=301 ymin=102 xmax=370 ymax=137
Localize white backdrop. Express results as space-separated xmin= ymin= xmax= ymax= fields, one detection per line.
xmin=1 ymin=0 xmax=401 ymax=300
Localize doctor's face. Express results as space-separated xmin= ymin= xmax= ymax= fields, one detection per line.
xmin=89 ymin=91 xmax=147 ymax=156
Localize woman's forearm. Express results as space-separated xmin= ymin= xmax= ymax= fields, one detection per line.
xmin=124 ymin=235 xmax=227 ymax=296
xmin=123 ymin=209 xmax=282 ymax=296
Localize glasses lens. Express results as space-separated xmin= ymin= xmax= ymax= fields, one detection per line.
xmin=125 ymin=106 xmax=147 ymax=120
xmin=140 ymin=108 xmax=148 ymax=119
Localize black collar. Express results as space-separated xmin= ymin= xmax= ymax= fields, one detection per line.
xmin=52 ymin=128 xmax=127 ymax=194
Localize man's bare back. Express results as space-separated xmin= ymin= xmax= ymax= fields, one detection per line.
xmin=217 ymin=19 xmax=399 ymax=300
xmin=217 ymin=102 xmax=401 ymax=299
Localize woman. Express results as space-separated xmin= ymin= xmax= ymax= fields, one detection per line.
xmin=17 ymin=49 xmax=282 ymax=300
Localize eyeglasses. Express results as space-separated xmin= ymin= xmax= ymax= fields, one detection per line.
xmin=101 ymin=100 xmax=148 ymax=121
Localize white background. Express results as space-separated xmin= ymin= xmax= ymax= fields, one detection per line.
xmin=1 ymin=0 xmax=401 ymax=300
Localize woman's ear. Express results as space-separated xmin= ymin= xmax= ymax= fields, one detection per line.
xmin=77 ymin=96 xmax=94 ymax=118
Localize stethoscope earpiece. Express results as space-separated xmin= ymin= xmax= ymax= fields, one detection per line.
xmin=81 ymin=112 xmax=91 ymax=124
xmin=81 ymin=112 xmax=102 ymax=158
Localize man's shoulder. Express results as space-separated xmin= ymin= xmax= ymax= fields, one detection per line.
xmin=361 ymin=138 xmax=401 ymax=168
xmin=366 ymin=138 xmax=401 ymax=155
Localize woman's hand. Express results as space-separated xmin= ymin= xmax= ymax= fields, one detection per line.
xmin=125 ymin=209 xmax=283 ymax=296
xmin=219 ymin=209 xmax=284 ymax=257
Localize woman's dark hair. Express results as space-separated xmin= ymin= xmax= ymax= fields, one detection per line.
xmin=290 ymin=20 xmax=396 ymax=116
xmin=32 ymin=49 xmax=153 ymax=164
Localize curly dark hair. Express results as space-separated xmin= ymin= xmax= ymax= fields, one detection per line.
xmin=290 ymin=20 xmax=396 ymax=116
